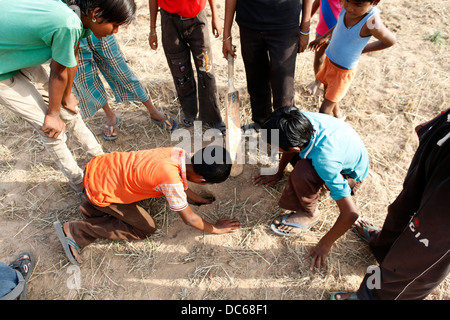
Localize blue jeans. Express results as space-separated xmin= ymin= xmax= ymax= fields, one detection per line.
xmin=0 ymin=262 xmax=20 ymax=299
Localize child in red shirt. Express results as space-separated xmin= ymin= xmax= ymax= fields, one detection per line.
xmin=54 ymin=146 xmax=240 ymax=266
xmin=148 ymin=0 xmax=226 ymax=133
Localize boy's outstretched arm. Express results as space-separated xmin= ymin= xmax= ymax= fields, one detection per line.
xmin=308 ymin=26 xmax=335 ymax=51
xmin=362 ymin=13 xmax=396 ymax=54
xmin=253 ymin=151 xmax=296 ymax=187
xmin=178 ymin=206 xmax=240 ymax=234
xmin=304 ymin=196 xmax=359 ymax=272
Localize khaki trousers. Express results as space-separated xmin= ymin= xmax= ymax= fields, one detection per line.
xmin=0 ymin=65 xmax=103 ymax=188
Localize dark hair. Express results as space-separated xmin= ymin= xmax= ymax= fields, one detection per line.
xmin=262 ymin=106 xmax=314 ymax=151
xmin=67 ymin=0 xmax=136 ymax=25
xmin=191 ymin=146 xmax=232 ymax=183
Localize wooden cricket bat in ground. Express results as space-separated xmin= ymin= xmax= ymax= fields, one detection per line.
xmin=225 ymin=53 xmax=243 ymax=176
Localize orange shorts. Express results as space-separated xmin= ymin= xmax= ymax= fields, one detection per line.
xmin=316 ymin=56 xmax=356 ymax=103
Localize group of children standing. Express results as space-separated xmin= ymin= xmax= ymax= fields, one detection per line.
xmin=1 ymin=0 xmax=448 ymax=301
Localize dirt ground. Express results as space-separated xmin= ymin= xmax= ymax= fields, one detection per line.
xmin=0 ymin=0 xmax=449 ymax=300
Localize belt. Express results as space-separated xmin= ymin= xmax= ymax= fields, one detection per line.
xmin=160 ymin=9 xmax=193 ymax=20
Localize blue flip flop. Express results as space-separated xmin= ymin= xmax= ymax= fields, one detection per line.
xmin=103 ymin=117 xmax=120 ymax=141
xmin=351 ymin=218 xmax=380 ymax=243
xmin=53 ymin=220 xmax=81 ymax=266
xmin=203 ymin=121 xmax=226 ymax=135
xmin=330 ymin=292 xmax=358 ymax=300
xmin=151 ymin=113 xmax=178 ymax=133
xmin=182 ymin=117 xmax=196 ymax=127
xmin=270 ymin=213 xmax=320 ymax=236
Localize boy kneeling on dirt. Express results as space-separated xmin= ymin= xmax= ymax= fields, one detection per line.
xmin=254 ymin=106 xmax=369 ymax=271
xmin=54 ymin=146 xmax=240 ymax=265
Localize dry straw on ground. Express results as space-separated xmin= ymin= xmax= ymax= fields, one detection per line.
xmin=0 ymin=0 xmax=449 ymax=300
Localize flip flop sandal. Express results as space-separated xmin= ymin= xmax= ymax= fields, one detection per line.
xmin=103 ymin=117 xmax=120 ymax=141
xmin=270 ymin=213 xmax=320 ymax=236
xmin=151 ymin=114 xmax=178 ymax=133
xmin=203 ymin=121 xmax=226 ymax=135
xmin=54 ymin=220 xmax=81 ymax=266
xmin=352 ymin=217 xmax=380 ymax=243
xmin=330 ymin=292 xmax=358 ymax=300
xmin=3 ymin=252 xmax=35 ymax=300
xmin=182 ymin=117 xmax=196 ymax=127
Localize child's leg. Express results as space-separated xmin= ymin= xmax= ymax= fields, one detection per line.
xmin=240 ymin=26 xmax=272 ymax=126
xmin=91 ymin=36 xmax=168 ymax=125
xmin=266 ymin=26 xmax=298 ymax=110
xmin=0 ymin=67 xmax=88 ymax=190
xmin=307 ymin=39 xmax=327 ymax=95
xmin=60 ymin=106 xmax=104 ymax=158
xmin=314 ymin=43 xmax=327 ymax=75
xmin=186 ymin=10 xmax=222 ymax=125
xmin=160 ymin=11 xmax=198 ymax=122
xmin=142 ymin=99 xmax=165 ymax=122
xmin=67 ymin=202 xmax=157 ymax=248
xmin=277 ymin=159 xmax=324 ymax=223
xmin=73 ymin=37 xmax=108 ymax=119
xmin=316 ymin=57 xmax=354 ymax=118
xmin=100 ymin=102 xmax=120 ymax=139
xmin=319 ymin=95 xmax=343 ymax=119
xmin=79 ymin=200 xmax=106 ymax=219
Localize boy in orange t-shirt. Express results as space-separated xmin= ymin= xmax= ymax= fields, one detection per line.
xmin=54 ymin=146 xmax=240 ymax=266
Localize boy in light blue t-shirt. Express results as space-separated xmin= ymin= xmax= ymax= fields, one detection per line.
xmin=254 ymin=106 xmax=369 ymax=272
xmin=308 ymin=0 xmax=396 ymax=118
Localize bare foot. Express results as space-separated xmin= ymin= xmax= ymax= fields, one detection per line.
xmin=103 ymin=114 xmax=119 ymax=139
xmin=62 ymin=93 xmax=79 ymax=114
xmin=306 ymin=80 xmax=321 ymax=96
xmin=142 ymin=99 xmax=166 ymax=122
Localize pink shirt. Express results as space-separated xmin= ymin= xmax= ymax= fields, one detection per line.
xmin=316 ymin=0 xmax=342 ymax=36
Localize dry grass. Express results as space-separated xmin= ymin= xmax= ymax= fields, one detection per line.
xmin=0 ymin=0 xmax=449 ymax=300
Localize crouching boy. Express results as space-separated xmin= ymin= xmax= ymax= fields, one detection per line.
xmin=54 ymin=146 xmax=240 ymax=265
xmin=254 ymin=106 xmax=369 ymax=271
